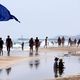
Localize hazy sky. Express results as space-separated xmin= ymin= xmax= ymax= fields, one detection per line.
xmin=0 ymin=0 xmax=80 ymax=39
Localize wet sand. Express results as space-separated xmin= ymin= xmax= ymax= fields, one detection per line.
xmin=41 ymin=46 xmax=80 ymax=80
xmin=40 ymin=46 xmax=80 ymax=52
xmin=52 ymin=75 xmax=80 ymax=80
xmin=1 ymin=46 xmax=80 ymax=80
xmin=0 ymin=56 xmax=40 ymax=69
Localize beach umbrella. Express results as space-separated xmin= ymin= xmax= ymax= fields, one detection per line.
xmin=0 ymin=4 xmax=20 ymax=23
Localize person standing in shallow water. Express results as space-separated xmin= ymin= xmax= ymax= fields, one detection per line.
xmin=44 ymin=36 xmax=48 ymax=48
xmin=57 ymin=37 xmax=61 ymax=46
xmin=59 ymin=59 xmax=64 ymax=76
xmin=61 ymin=36 xmax=65 ymax=46
xmin=0 ymin=38 xmax=4 ymax=56
xmin=54 ymin=57 xmax=59 ymax=77
xmin=35 ymin=37 xmax=40 ymax=55
xmin=29 ymin=37 xmax=34 ymax=54
xmin=68 ymin=37 xmax=72 ymax=46
xmin=77 ymin=39 xmax=80 ymax=47
xmin=53 ymin=57 xmax=64 ymax=77
xmin=21 ymin=42 xmax=24 ymax=51
xmin=6 ymin=35 xmax=13 ymax=56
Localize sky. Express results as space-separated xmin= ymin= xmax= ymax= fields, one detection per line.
xmin=0 ymin=0 xmax=80 ymax=39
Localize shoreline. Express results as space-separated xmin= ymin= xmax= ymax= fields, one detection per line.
xmin=39 ymin=46 xmax=80 ymax=54
xmin=40 ymin=46 xmax=80 ymax=51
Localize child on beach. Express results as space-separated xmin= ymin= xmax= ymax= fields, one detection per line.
xmin=59 ymin=59 xmax=64 ymax=76
xmin=54 ymin=57 xmax=64 ymax=77
xmin=54 ymin=57 xmax=59 ymax=69
xmin=54 ymin=57 xmax=59 ymax=77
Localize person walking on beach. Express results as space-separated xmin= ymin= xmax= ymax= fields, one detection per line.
xmin=77 ymin=39 xmax=80 ymax=47
xmin=21 ymin=42 xmax=24 ymax=51
xmin=0 ymin=38 xmax=4 ymax=56
xmin=57 ymin=37 xmax=61 ymax=46
xmin=61 ymin=36 xmax=65 ymax=46
xmin=68 ymin=37 xmax=72 ymax=46
xmin=44 ymin=36 xmax=48 ymax=48
xmin=6 ymin=35 xmax=13 ymax=56
xmin=29 ymin=37 xmax=34 ymax=54
xmin=34 ymin=37 xmax=40 ymax=55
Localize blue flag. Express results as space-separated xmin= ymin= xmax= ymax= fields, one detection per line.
xmin=0 ymin=4 xmax=20 ymax=23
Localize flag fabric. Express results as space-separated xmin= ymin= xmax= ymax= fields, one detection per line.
xmin=0 ymin=4 xmax=20 ymax=23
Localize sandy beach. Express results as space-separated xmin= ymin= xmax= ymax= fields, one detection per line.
xmin=0 ymin=46 xmax=80 ymax=80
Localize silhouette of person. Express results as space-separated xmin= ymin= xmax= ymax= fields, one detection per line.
xmin=68 ymin=37 xmax=72 ymax=46
xmin=59 ymin=59 xmax=64 ymax=76
xmin=54 ymin=57 xmax=59 ymax=78
xmin=29 ymin=38 xmax=34 ymax=55
xmin=6 ymin=35 xmax=13 ymax=56
xmin=21 ymin=42 xmax=24 ymax=51
xmin=74 ymin=38 xmax=77 ymax=46
xmin=44 ymin=36 xmax=48 ymax=48
xmin=0 ymin=37 xmax=4 ymax=56
xmin=57 ymin=37 xmax=61 ymax=46
xmin=53 ymin=57 xmax=64 ymax=77
xmin=6 ymin=67 xmax=11 ymax=75
xmin=77 ymin=39 xmax=80 ymax=47
xmin=61 ymin=36 xmax=65 ymax=46
xmin=35 ymin=37 xmax=40 ymax=55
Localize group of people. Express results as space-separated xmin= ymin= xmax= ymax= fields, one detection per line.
xmin=57 ymin=36 xmax=65 ymax=46
xmin=0 ymin=35 xmax=12 ymax=56
xmin=0 ymin=36 xmax=40 ymax=56
xmin=29 ymin=37 xmax=40 ymax=55
xmin=68 ymin=37 xmax=80 ymax=47
xmin=57 ymin=36 xmax=80 ymax=47
xmin=54 ymin=57 xmax=64 ymax=77
xmin=1 ymin=35 xmax=80 ymax=56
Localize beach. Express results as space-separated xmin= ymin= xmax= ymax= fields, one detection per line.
xmin=0 ymin=0 xmax=80 ymax=79
xmin=0 ymin=46 xmax=80 ymax=80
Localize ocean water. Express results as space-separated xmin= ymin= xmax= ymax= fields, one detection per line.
xmin=3 ymin=39 xmax=55 ymax=50
xmin=3 ymin=38 xmax=68 ymax=50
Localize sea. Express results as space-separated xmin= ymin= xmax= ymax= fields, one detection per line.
xmin=2 ymin=38 xmax=70 ymax=51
